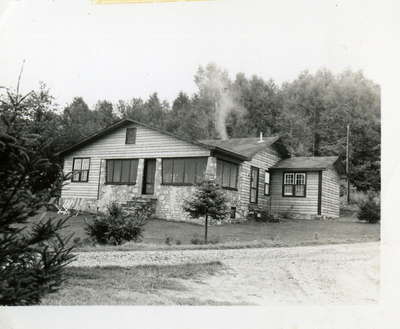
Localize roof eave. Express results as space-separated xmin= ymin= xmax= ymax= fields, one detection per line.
xmin=269 ymin=167 xmax=328 ymax=171
xmin=211 ymin=147 xmax=250 ymax=161
xmin=57 ymin=118 xmax=214 ymax=157
xmin=57 ymin=119 xmax=131 ymax=157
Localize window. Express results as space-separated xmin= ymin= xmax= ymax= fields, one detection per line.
xmin=106 ymin=159 xmax=138 ymax=184
xmin=125 ymin=127 xmax=137 ymax=144
xmin=162 ymin=157 xmax=207 ymax=185
xmin=230 ymin=207 xmax=236 ymax=219
xmin=250 ymin=166 xmax=259 ymax=203
xmin=216 ymin=159 xmax=239 ymax=190
xmin=264 ymin=171 xmax=270 ymax=195
xmin=283 ymin=172 xmax=306 ymax=197
xmin=72 ymin=158 xmax=90 ymax=182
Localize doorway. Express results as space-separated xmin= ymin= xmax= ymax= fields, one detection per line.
xmin=142 ymin=159 xmax=156 ymax=195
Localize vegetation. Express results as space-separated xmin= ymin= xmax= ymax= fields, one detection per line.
xmin=2 ymin=65 xmax=380 ymax=194
xmin=30 ymin=212 xmax=380 ymax=252
xmin=41 ymin=262 xmax=225 ymax=305
xmin=85 ymin=202 xmax=150 ymax=245
xmin=183 ymin=180 xmax=230 ymax=243
xmin=247 ymin=206 xmax=280 ymax=223
xmin=357 ymin=193 xmax=380 ymax=224
xmin=0 ymin=88 xmax=75 ymax=305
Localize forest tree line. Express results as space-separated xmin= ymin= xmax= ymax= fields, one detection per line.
xmin=0 ymin=63 xmax=380 ymax=192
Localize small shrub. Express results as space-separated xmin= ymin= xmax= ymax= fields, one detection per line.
xmin=190 ymin=237 xmax=203 ymax=245
xmin=190 ymin=236 xmax=219 ymax=245
xmin=208 ymin=236 xmax=220 ymax=244
xmin=271 ymin=234 xmax=280 ymax=241
xmin=340 ymin=184 xmax=347 ymax=197
xmin=73 ymin=237 xmax=82 ymax=246
xmin=350 ymin=191 xmax=369 ymax=205
xmin=255 ymin=210 xmax=279 ymax=223
xmin=85 ymin=202 xmax=148 ymax=245
xmin=175 ymin=239 xmax=182 ymax=245
xmin=82 ymin=237 xmax=93 ymax=246
xmin=357 ymin=193 xmax=380 ymax=223
xmin=165 ymin=236 xmax=172 ymax=245
xmin=248 ymin=205 xmax=279 ymax=223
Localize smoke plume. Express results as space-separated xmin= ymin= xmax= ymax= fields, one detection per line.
xmin=196 ymin=64 xmax=246 ymax=140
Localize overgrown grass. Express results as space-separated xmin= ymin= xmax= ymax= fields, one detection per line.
xmin=42 ymin=261 xmax=226 ymax=305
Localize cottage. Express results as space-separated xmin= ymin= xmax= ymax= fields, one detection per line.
xmin=59 ymin=118 xmax=343 ymax=222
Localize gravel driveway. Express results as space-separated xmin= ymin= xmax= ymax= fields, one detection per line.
xmin=72 ymin=242 xmax=379 ymax=305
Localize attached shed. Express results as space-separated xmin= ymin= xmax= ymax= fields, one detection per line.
xmin=269 ymin=156 xmax=343 ymax=219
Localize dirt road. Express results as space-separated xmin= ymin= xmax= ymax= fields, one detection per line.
xmin=73 ymin=242 xmax=379 ymax=305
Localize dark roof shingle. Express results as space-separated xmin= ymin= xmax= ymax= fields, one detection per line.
xmin=271 ymin=156 xmax=340 ymax=170
xmin=199 ymin=136 xmax=280 ymax=159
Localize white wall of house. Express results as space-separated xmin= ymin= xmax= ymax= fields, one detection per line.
xmin=270 ymin=170 xmax=320 ymax=218
xmin=238 ymin=148 xmax=281 ymax=214
xmin=321 ymin=168 xmax=340 ymax=217
xmin=269 ymin=169 xmax=340 ymax=219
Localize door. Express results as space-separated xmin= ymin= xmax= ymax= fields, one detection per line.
xmin=142 ymin=159 xmax=156 ymax=195
xmin=250 ymin=166 xmax=259 ymax=204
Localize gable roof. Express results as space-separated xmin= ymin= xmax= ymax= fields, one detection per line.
xmin=271 ymin=156 xmax=342 ymax=172
xmin=199 ymin=136 xmax=283 ymax=159
xmin=58 ymin=118 xmax=247 ymax=160
xmin=58 ymin=118 xmax=291 ymax=161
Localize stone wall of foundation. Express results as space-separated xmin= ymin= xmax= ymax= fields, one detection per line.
xmin=60 ymin=156 xmax=247 ymax=224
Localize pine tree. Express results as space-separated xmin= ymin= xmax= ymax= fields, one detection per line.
xmin=183 ymin=180 xmax=229 ymax=243
xmin=0 ymin=89 xmax=75 ymax=305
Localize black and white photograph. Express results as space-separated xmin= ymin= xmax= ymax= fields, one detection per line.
xmin=0 ymin=0 xmax=394 ymax=327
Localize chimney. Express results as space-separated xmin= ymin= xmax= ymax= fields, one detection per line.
xmin=258 ymin=132 xmax=263 ymax=143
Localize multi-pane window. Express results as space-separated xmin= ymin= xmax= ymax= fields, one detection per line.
xmin=283 ymin=172 xmax=306 ymax=197
xmin=72 ymin=158 xmax=90 ymax=182
xmin=125 ymin=127 xmax=137 ymax=144
xmin=162 ymin=157 xmax=207 ymax=185
xmin=264 ymin=170 xmax=270 ymax=195
xmin=250 ymin=166 xmax=259 ymax=203
xmin=106 ymin=159 xmax=138 ymax=184
xmin=216 ymin=159 xmax=239 ymax=189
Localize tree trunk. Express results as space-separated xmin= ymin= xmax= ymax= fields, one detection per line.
xmin=204 ymin=213 xmax=208 ymax=244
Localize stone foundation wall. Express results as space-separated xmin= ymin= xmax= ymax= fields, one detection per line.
xmin=60 ymin=156 xmax=246 ymax=224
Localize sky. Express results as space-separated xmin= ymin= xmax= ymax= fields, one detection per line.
xmin=0 ymin=0 xmax=390 ymax=109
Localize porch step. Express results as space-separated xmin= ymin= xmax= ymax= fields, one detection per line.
xmin=120 ymin=197 xmax=157 ymax=216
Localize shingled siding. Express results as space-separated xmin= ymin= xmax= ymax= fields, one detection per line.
xmin=270 ymin=170 xmax=320 ymax=219
xmin=321 ymin=168 xmax=340 ymax=218
xmin=61 ymin=124 xmax=210 ymax=207
xmin=239 ymin=148 xmax=281 ymax=214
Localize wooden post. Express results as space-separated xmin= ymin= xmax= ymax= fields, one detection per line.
xmin=346 ymin=124 xmax=350 ymax=204
xmin=204 ymin=213 xmax=208 ymax=243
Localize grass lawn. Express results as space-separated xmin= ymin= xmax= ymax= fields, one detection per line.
xmin=41 ymin=262 xmax=230 ymax=305
xmin=31 ymin=211 xmax=380 ymax=251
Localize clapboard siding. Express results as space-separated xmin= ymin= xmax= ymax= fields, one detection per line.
xmin=239 ymin=148 xmax=281 ymax=210
xmin=61 ymin=124 xmax=210 ymax=199
xmin=270 ymin=171 xmax=319 ymax=217
xmin=321 ymin=168 xmax=340 ymax=217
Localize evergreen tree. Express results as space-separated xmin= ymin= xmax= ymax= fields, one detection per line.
xmin=0 ymin=89 xmax=75 ymax=305
xmin=183 ymin=180 xmax=229 ymax=243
